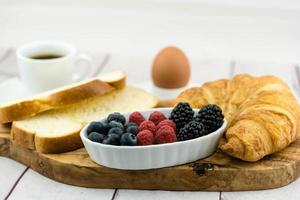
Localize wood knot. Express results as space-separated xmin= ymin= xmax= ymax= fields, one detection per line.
xmin=38 ymin=159 xmax=44 ymax=168
xmin=191 ymin=163 xmax=213 ymax=176
xmin=37 ymin=159 xmax=49 ymax=176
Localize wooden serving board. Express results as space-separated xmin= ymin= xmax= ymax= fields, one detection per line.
xmin=0 ymin=123 xmax=300 ymax=191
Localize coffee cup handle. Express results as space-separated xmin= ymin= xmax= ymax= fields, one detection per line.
xmin=73 ymin=54 xmax=95 ymax=82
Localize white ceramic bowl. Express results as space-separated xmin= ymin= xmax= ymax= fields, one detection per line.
xmin=80 ymin=108 xmax=227 ymax=170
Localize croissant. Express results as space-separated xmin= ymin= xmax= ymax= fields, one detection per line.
xmin=176 ymin=74 xmax=300 ymax=161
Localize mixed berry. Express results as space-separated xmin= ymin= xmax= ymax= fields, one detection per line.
xmin=86 ymin=103 xmax=224 ymax=146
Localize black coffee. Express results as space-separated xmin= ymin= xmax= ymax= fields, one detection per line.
xmin=30 ymin=54 xmax=64 ymax=60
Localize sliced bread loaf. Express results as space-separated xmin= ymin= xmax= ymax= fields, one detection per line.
xmin=12 ymin=86 xmax=158 ymax=153
xmin=0 ymin=71 xmax=126 ymax=123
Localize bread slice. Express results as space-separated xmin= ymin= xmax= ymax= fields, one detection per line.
xmin=0 ymin=71 xmax=126 ymax=123
xmin=11 ymin=86 xmax=158 ymax=153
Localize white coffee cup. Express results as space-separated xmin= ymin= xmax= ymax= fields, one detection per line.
xmin=17 ymin=41 xmax=95 ymax=92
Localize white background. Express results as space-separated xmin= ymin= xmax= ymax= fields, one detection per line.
xmin=0 ymin=0 xmax=300 ymax=63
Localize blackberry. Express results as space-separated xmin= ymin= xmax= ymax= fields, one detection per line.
xmin=170 ymin=102 xmax=194 ymax=130
xmin=195 ymin=104 xmax=224 ymax=134
xmin=177 ymin=121 xmax=205 ymax=141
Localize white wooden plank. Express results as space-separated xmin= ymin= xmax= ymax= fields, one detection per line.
xmin=233 ymin=61 xmax=300 ymax=99
xmin=72 ymin=52 xmax=109 ymax=78
xmin=115 ymin=189 xmax=219 ymax=200
xmin=9 ymin=169 xmax=115 ymax=200
xmin=102 ymin=53 xmax=153 ymax=86
xmin=0 ymin=157 xmax=26 ymax=200
xmin=233 ymin=60 xmax=294 ymax=87
xmin=0 ymin=48 xmax=9 ymax=62
xmin=0 ymin=74 xmax=12 ymax=82
xmin=0 ymin=48 xmax=17 ymax=76
xmin=189 ymin=58 xmax=231 ymax=85
xmin=222 ymin=178 xmax=300 ymax=200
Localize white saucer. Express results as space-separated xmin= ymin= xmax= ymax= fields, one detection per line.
xmin=0 ymin=77 xmax=37 ymax=104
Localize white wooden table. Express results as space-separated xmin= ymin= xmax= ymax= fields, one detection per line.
xmin=0 ymin=48 xmax=300 ymax=200
xmin=1 ymin=0 xmax=300 ymax=199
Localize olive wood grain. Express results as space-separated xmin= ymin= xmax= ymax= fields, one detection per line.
xmin=0 ymin=125 xmax=299 ymax=191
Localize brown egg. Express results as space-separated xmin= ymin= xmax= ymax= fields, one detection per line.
xmin=152 ymin=46 xmax=190 ymax=89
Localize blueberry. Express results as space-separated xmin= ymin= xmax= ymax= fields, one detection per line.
xmin=126 ymin=125 xmax=139 ymax=135
xmin=108 ymin=120 xmax=124 ymax=131
xmin=107 ymin=112 xmax=126 ymax=125
xmin=86 ymin=121 xmax=108 ymax=135
xmin=87 ymin=132 xmax=105 ymax=143
xmin=120 ymin=133 xmax=137 ymax=146
xmin=125 ymin=122 xmax=137 ymax=129
xmin=102 ymin=134 xmax=120 ymax=145
xmin=108 ymin=127 xmax=123 ymax=138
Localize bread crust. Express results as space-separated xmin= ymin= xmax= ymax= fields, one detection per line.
xmin=11 ymin=122 xmax=83 ymax=153
xmin=97 ymin=71 xmax=126 ymax=89
xmin=101 ymin=75 xmax=126 ymax=89
xmin=11 ymin=121 xmax=36 ymax=150
xmin=11 ymin=86 xmax=158 ymax=153
xmin=0 ymin=72 xmax=126 ymax=123
xmin=35 ymin=130 xmax=83 ymax=154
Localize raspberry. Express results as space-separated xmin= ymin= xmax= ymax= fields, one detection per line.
xmin=156 ymin=119 xmax=176 ymax=132
xmin=139 ymin=120 xmax=156 ymax=134
xmin=155 ymin=125 xmax=177 ymax=144
xmin=129 ymin=112 xmax=145 ymax=126
xmin=149 ymin=111 xmax=166 ymax=125
xmin=137 ymin=130 xmax=154 ymax=145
